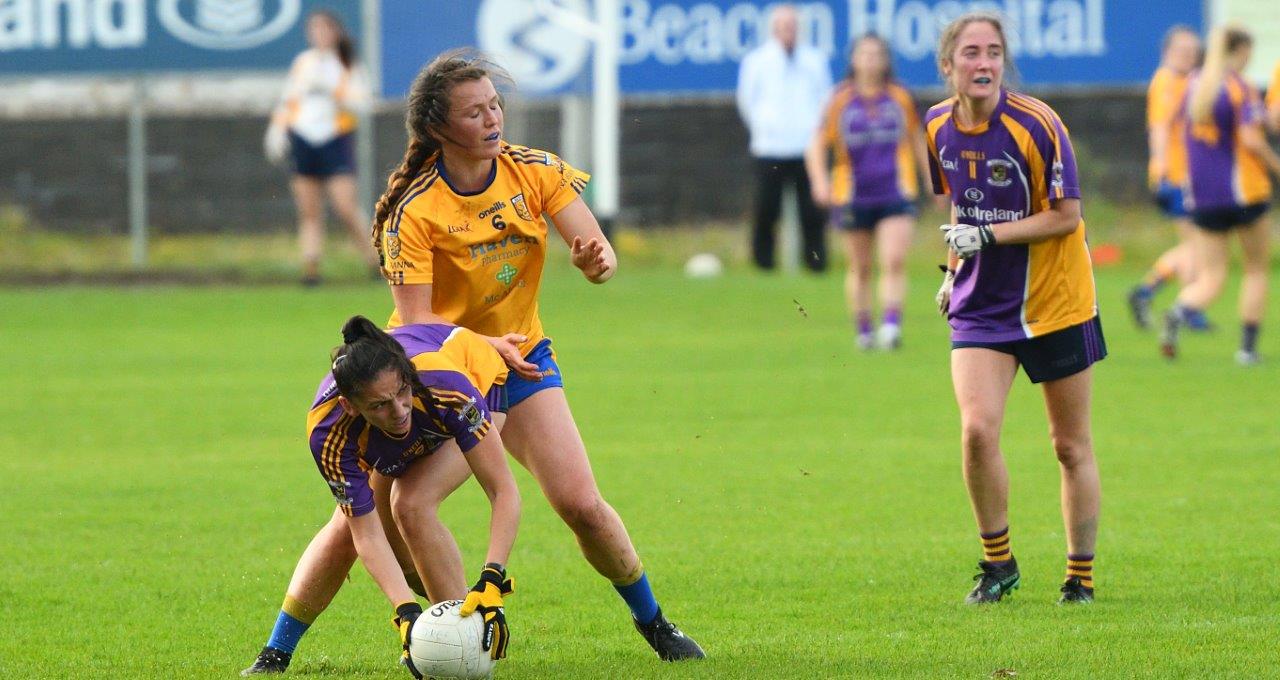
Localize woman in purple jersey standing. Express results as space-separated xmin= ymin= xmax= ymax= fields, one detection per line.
xmin=806 ymin=34 xmax=933 ymax=350
xmin=1160 ymin=25 xmax=1280 ymax=365
xmin=926 ymin=12 xmax=1105 ymax=605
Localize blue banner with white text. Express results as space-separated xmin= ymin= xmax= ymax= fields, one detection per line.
xmin=0 ymin=0 xmax=360 ymax=74
xmin=381 ymin=0 xmax=1203 ymax=98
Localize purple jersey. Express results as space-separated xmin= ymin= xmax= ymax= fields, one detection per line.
xmin=1184 ymin=70 xmax=1272 ymax=210
xmin=307 ymin=324 xmax=507 ymax=517
xmin=926 ymin=90 xmax=1097 ymax=342
xmin=818 ymin=83 xmax=921 ymax=207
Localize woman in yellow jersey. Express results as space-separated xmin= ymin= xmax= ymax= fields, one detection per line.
xmin=928 ymin=13 xmax=1104 ymax=605
xmin=1128 ymin=26 xmax=1204 ymax=330
xmin=805 ymin=34 xmax=933 ymax=350
xmin=264 ymin=10 xmax=379 ymax=285
xmin=1161 ymin=26 xmax=1280 ymax=365
xmin=365 ymin=51 xmax=703 ymax=662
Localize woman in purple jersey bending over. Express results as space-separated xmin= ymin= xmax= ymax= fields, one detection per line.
xmin=1160 ymin=25 xmax=1280 ymax=365
xmin=926 ymin=13 xmax=1105 ymax=605
xmin=806 ymin=34 xmax=934 ymax=350
xmin=242 ymin=316 xmax=520 ymax=676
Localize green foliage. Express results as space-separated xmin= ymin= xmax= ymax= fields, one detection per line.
xmin=1 ymin=258 xmax=1276 ymax=678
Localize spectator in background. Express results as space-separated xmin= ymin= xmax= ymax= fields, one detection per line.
xmin=1128 ymin=26 xmax=1204 ymax=331
xmin=264 ymin=10 xmax=379 ymax=286
xmin=736 ymin=4 xmax=833 ymax=272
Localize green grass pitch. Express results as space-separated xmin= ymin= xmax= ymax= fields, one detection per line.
xmin=2 ymin=254 xmax=1277 ymax=678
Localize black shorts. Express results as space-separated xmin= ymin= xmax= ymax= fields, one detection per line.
xmin=832 ymin=200 xmax=917 ymax=231
xmin=952 ymin=317 xmax=1107 ymax=384
xmin=289 ymin=131 xmax=355 ymax=178
xmin=1190 ymin=203 xmax=1268 ymax=233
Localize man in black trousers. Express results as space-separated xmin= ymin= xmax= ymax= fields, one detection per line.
xmin=735 ymin=4 xmax=833 ymax=271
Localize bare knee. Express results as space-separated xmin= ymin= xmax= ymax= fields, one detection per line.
xmin=961 ymin=418 xmax=1002 ymax=460
xmin=553 ymin=492 xmax=612 ymax=537
xmin=1052 ymin=433 xmax=1093 ymax=469
xmin=391 ymin=493 xmax=440 ymax=529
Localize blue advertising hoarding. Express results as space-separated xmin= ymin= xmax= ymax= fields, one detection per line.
xmin=0 ymin=0 xmax=360 ymax=74
xmin=381 ymin=0 xmax=1203 ymax=98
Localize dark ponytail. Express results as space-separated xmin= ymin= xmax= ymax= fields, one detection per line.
xmin=330 ymin=316 xmax=424 ymax=401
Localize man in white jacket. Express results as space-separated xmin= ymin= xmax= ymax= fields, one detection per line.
xmin=736 ymin=4 xmax=833 ymax=271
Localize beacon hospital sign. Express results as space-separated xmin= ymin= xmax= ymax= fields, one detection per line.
xmin=0 ymin=0 xmax=359 ymax=73
xmin=382 ymin=0 xmax=1204 ymax=97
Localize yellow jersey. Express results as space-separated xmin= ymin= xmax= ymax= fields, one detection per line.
xmin=383 ymin=143 xmax=590 ymax=356
xmin=1147 ymin=65 xmax=1191 ymax=187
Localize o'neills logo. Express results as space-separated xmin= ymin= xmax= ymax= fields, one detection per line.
xmin=477 ymin=200 xmax=507 ymax=219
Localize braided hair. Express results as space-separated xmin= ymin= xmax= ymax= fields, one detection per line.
xmin=371 ymin=49 xmax=511 ymax=265
xmin=330 ymin=316 xmax=426 ymax=402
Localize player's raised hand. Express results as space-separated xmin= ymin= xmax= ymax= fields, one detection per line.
xmin=570 ymin=236 xmax=613 ymax=283
xmin=459 ymin=564 xmax=513 ymax=660
xmin=941 ymin=223 xmax=994 ymax=259
xmin=483 ymin=334 xmax=542 ymax=381
xmin=391 ymin=602 xmax=424 ymax=679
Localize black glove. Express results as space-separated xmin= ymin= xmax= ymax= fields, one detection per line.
xmin=392 ymin=601 xmax=424 ymax=679
xmin=458 ymin=564 xmax=514 ymax=659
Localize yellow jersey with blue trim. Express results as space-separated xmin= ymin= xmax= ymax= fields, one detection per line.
xmin=306 ymin=324 xmax=508 ymax=517
xmin=1147 ymin=66 xmax=1191 ymax=187
xmin=382 ymin=143 xmax=590 ymax=356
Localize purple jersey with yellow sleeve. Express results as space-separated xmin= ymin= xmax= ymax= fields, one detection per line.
xmin=1184 ymin=71 xmax=1272 ymax=211
xmin=925 ymin=90 xmax=1097 ymax=342
xmin=818 ymin=82 xmax=921 ymax=207
xmin=381 ymin=144 xmax=590 ymax=356
xmin=306 ymin=323 xmax=508 ymax=517
xmin=1147 ymin=66 xmax=1191 ymax=187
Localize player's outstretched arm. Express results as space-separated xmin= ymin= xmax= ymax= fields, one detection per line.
xmin=462 ymin=431 xmax=521 ymax=570
xmin=551 ymin=197 xmax=617 ymax=284
xmin=346 ymin=510 xmax=419 ymax=608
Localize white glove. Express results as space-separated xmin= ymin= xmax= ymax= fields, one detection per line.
xmin=936 ymin=265 xmax=955 ymax=315
xmin=940 ymin=223 xmax=995 ymax=259
xmin=264 ymin=124 xmax=289 ymax=165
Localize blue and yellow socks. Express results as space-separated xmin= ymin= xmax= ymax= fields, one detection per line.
xmin=266 ymin=595 xmax=320 ymax=654
xmin=611 ymin=564 xmax=659 ymax=626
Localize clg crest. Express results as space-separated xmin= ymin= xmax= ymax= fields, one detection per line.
xmin=159 ymin=0 xmax=301 ymax=50
xmin=511 ymin=193 xmax=533 ymax=221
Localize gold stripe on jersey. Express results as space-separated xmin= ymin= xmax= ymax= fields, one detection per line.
xmin=925 ymin=107 xmax=954 ymax=195
xmin=998 ymin=112 xmax=1095 ymax=338
xmin=1006 ymin=94 xmax=1067 ymax=200
xmin=323 ymin=411 xmax=356 ymax=515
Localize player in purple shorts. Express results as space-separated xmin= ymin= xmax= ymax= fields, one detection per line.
xmin=1162 ymin=25 xmax=1280 ymax=366
xmin=242 ymin=316 xmax=520 ymax=676
xmin=806 ymin=34 xmax=934 ymax=350
xmin=927 ymin=12 xmax=1104 ymax=605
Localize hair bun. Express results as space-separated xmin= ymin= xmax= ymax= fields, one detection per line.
xmin=340 ymin=315 xmax=377 ymax=344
